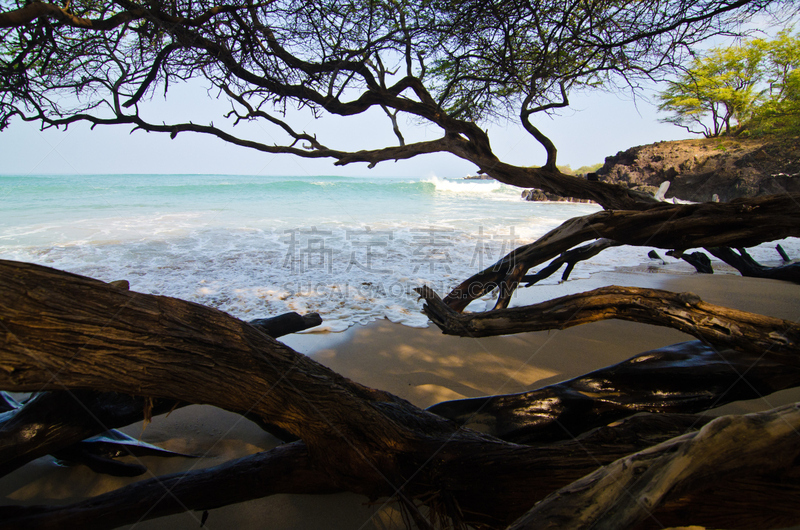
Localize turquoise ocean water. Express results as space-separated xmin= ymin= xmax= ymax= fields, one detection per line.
xmin=1 ymin=174 xmax=795 ymax=330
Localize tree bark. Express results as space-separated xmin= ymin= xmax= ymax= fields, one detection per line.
xmin=427 ymin=340 xmax=800 ymax=444
xmin=0 ymin=311 xmax=319 ymax=477
xmin=3 ymin=259 xmax=800 ymax=529
xmin=418 ymin=285 xmax=799 ymax=358
xmin=707 ymin=246 xmax=800 ymax=282
xmin=444 ymin=194 xmax=800 ymax=311
xmin=509 ymin=403 xmax=800 ymax=530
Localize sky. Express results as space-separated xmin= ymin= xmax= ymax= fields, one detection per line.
xmin=0 ymin=8 xmax=800 ymax=178
xmin=4 ymin=13 xmax=794 ymax=179
xmin=0 ymin=83 xmax=696 ymax=179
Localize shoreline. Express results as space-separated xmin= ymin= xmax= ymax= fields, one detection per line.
xmin=2 ymin=269 xmax=799 ymax=529
xmin=285 ymin=269 xmax=800 ymax=409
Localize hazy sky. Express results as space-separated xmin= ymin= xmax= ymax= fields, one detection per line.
xmin=1 ymin=83 xmax=695 ymax=178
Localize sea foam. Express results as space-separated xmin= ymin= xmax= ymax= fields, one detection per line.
xmin=1 ymin=174 xmax=797 ymax=331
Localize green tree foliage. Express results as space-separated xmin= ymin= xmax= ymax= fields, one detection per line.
xmin=658 ymin=30 xmax=800 ymax=137
xmin=748 ymin=30 xmax=800 ymax=134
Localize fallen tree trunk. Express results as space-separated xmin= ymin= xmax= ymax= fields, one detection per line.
xmin=510 ymin=403 xmax=800 ymax=530
xmin=418 ymin=285 xmax=800 ymax=358
xmin=0 ymin=310 xmax=319 ymax=477
xmin=444 ymin=194 xmax=800 ymax=311
xmin=427 ymin=340 xmax=800 ymax=444
xmin=3 ymin=259 xmax=800 ymax=529
xmin=0 ymin=413 xmax=714 ymax=530
xmin=0 ymin=259 xmax=560 ymax=526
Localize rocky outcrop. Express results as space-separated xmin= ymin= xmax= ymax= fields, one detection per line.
xmin=521 ymin=188 xmax=594 ymax=203
xmin=596 ymin=136 xmax=800 ymax=203
xmin=464 ymin=174 xmax=496 ymax=180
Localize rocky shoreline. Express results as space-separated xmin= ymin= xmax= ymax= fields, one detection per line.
xmin=520 ymin=188 xmax=595 ymax=203
xmin=595 ymin=136 xmax=800 ymax=203
xmin=520 ymin=135 xmax=799 ymax=203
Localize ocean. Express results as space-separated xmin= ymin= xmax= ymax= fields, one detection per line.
xmin=1 ymin=174 xmax=796 ymax=331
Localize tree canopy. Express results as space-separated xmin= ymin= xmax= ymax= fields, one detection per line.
xmin=749 ymin=29 xmax=800 ymax=134
xmin=1 ymin=0 xmax=793 ymax=207
xmin=658 ymin=28 xmax=800 ymax=137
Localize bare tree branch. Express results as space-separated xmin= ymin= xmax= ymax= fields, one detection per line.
xmin=0 ymin=441 xmax=337 ymax=530
xmin=0 ymin=1 xmax=141 ymax=30
xmin=522 ymin=239 xmax=622 ymax=287
xmin=428 ymin=340 xmax=800 ymax=444
xmin=4 ymin=0 xmax=789 ymax=207
xmin=418 ymin=285 xmax=800 ymax=358
xmin=443 ymin=194 xmax=800 ymax=311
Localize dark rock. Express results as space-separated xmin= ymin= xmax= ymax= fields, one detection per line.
xmin=597 ymin=136 xmax=800 ymax=202
xmin=521 ymin=188 xmax=594 ymax=203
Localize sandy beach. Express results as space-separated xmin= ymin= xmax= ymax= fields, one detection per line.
xmin=2 ymin=269 xmax=799 ymax=529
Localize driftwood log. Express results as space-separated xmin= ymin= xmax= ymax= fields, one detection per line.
xmin=249 ymin=311 xmax=322 ymax=337
xmin=707 ymin=246 xmax=800 ymax=282
xmin=417 ymin=285 xmax=799 ymax=357
xmin=445 ymin=194 xmax=800 ymax=311
xmin=511 ymin=403 xmax=800 ymax=530
xmin=0 ymin=310 xmax=319 ymax=477
xmin=427 ymin=340 xmax=800 ymax=444
xmin=2 ymin=259 xmax=800 ymax=529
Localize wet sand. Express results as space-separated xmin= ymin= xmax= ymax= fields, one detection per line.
xmin=2 ymin=270 xmax=799 ymax=529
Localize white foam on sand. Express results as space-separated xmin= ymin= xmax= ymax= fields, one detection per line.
xmin=3 ymin=174 xmax=798 ymax=331
xmin=4 ymin=226 xmax=798 ymax=331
